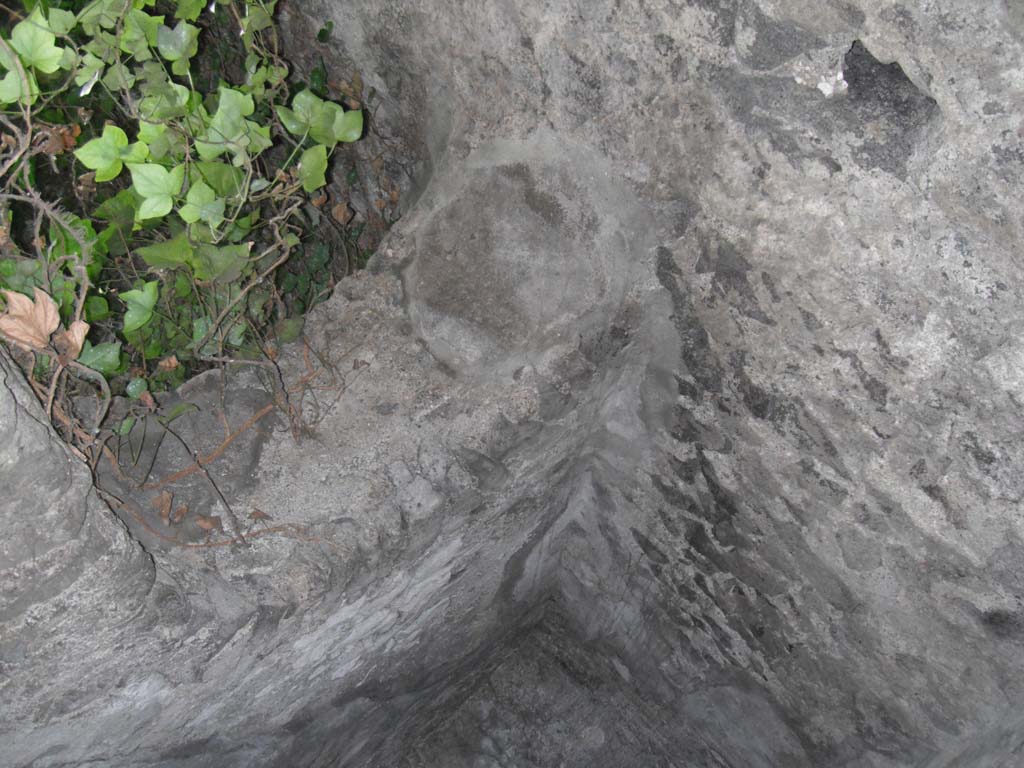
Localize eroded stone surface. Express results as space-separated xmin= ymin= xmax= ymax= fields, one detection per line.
xmin=3 ymin=0 xmax=1024 ymax=766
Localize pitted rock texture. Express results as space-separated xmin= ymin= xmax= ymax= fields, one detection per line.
xmin=3 ymin=1 xmax=1024 ymax=767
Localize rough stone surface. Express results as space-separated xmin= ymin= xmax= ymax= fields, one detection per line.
xmin=3 ymin=0 xmax=1024 ymax=766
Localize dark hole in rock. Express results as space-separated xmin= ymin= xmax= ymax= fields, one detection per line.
xmin=840 ymin=39 xmax=940 ymax=176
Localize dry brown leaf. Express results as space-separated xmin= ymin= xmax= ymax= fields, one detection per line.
xmin=157 ymin=355 xmax=179 ymax=372
xmin=331 ymin=203 xmax=353 ymax=225
xmin=36 ymin=125 xmax=76 ymax=156
xmin=195 ymin=515 xmax=223 ymax=533
xmin=76 ymin=171 xmax=96 ymax=195
xmin=139 ymin=391 xmax=156 ymax=411
xmin=249 ymin=509 xmax=272 ymax=521
xmin=64 ymin=123 xmax=81 ymax=150
xmin=0 ymin=288 xmax=59 ymax=351
xmin=311 ymin=191 xmax=328 ymax=208
xmin=151 ymin=491 xmax=173 ymax=526
xmin=170 ymin=505 xmax=188 ymax=525
xmin=54 ymin=320 xmax=90 ymax=362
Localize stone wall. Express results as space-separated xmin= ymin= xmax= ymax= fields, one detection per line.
xmin=3 ymin=1 xmax=1024 ymax=766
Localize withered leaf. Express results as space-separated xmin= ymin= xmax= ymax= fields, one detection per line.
xmin=249 ymin=509 xmax=272 ymax=521
xmin=331 ymin=203 xmax=353 ymax=225
xmin=170 ymin=505 xmax=188 ymax=525
xmin=76 ymin=171 xmax=96 ymax=194
xmin=54 ymin=320 xmax=90 ymax=363
xmin=157 ymin=355 xmax=179 ymax=372
xmin=64 ymin=124 xmax=81 ymax=150
xmin=195 ymin=515 xmax=223 ymax=533
xmin=151 ymin=490 xmax=174 ymax=525
xmin=36 ymin=126 xmax=66 ymax=156
xmin=0 ymin=288 xmax=59 ymax=351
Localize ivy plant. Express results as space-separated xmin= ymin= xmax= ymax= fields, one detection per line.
xmin=0 ymin=0 xmax=364 ymax=441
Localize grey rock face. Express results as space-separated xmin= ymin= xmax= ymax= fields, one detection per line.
xmin=3 ymin=0 xmax=1024 ymax=766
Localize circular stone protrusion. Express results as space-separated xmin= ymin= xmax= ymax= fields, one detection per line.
xmin=404 ymin=135 xmax=646 ymax=377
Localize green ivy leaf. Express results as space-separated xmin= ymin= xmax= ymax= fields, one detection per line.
xmin=138 ymin=196 xmax=170 ymax=220
xmin=227 ymin=318 xmax=246 ymax=347
xmin=74 ymin=52 xmax=105 ymax=95
xmin=190 ymin=242 xmax=250 ymax=282
xmin=334 ymin=108 xmax=363 ymax=143
xmin=48 ymin=216 xmax=96 ymax=264
xmin=195 ymin=161 xmax=243 ymax=197
xmin=94 ymin=188 xmax=141 ymax=226
xmin=0 ymin=69 xmax=40 ymax=106
xmin=157 ymin=20 xmax=199 ymax=62
xmin=120 ymin=10 xmax=164 ymax=62
xmin=191 ymin=316 xmax=211 ymax=350
xmin=227 ymin=212 xmax=256 ymax=243
xmin=195 ymin=86 xmax=254 ymax=161
xmin=74 ymin=124 xmax=150 ymax=182
xmin=242 ymin=120 xmax=272 ymax=159
xmin=274 ymin=316 xmax=305 ymax=343
xmin=175 ymin=0 xmax=206 ymax=21
xmin=137 ymin=231 xmax=194 ymax=269
xmin=127 ymin=163 xmax=185 ymax=220
xmin=173 ymin=271 xmax=191 ymax=299
xmin=137 ymin=120 xmax=175 ymax=159
xmin=298 ymin=144 xmax=328 ymax=192
xmin=309 ymin=101 xmax=343 ymax=145
xmin=274 ymin=105 xmax=304 ymax=136
xmin=240 ymin=4 xmax=272 ymax=48
xmin=48 ymin=9 xmax=78 ymax=35
xmin=126 ymin=377 xmax=148 ymax=399
xmin=178 ymin=180 xmax=226 ymax=228
xmin=84 ymin=296 xmax=110 ymax=322
xmin=74 ymin=126 xmax=123 ymax=176
xmin=276 ymin=89 xmax=322 ymax=137
xmin=101 ymin=61 xmax=135 ymax=91
xmin=277 ymin=90 xmax=362 ymax=146
xmin=138 ymin=80 xmax=189 ymax=121
xmin=128 ymin=162 xmax=181 ymax=197
xmin=79 ymin=0 xmax=123 ymax=35
xmin=77 ymin=340 xmax=122 ymax=375
xmin=309 ymin=63 xmax=328 ymax=98
xmin=159 ymin=402 xmax=199 ymax=425
xmin=11 ymin=8 xmax=65 ymax=74
xmin=0 ymin=257 xmax=43 ymax=294
xmin=120 ymin=281 xmax=159 ymax=332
